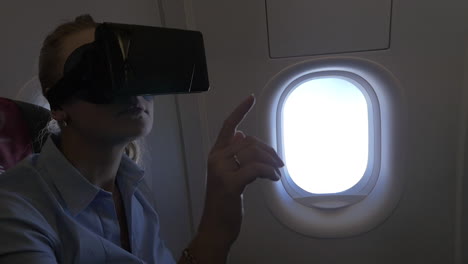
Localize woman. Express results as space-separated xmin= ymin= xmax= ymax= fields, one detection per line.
xmin=0 ymin=15 xmax=284 ymax=263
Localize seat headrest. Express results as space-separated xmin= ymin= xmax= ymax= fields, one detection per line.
xmin=0 ymin=98 xmax=50 ymax=174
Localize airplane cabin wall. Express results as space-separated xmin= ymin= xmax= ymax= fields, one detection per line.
xmin=169 ymin=0 xmax=468 ymax=263
xmin=461 ymin=40 xmax=468 ymax=263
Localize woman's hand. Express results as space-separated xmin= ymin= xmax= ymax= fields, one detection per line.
xmin=196 ymin=94 xmax=284 ymax=251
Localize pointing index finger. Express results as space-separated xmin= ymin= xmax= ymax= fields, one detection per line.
xmin=213 ymin=95 xmax=256 ymax=150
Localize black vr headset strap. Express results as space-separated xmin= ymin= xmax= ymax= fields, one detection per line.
xmin=45 ymin=43 xmax=96 ymax=109
xmin=45 ymin=36 xmax=117 ymax=108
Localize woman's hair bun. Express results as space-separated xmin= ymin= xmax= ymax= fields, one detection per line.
xmin=74 ymin=14 xmax=95 ymax=24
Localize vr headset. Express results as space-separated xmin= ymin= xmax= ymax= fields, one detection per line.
xmin=46 ymin=22 xmax=210 ymax=109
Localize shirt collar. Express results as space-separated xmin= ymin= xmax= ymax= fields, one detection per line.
xmin=116 ymin=154 xmax=145 ymax=200
xmin=37 ymin=135 xmax=145 ymax=217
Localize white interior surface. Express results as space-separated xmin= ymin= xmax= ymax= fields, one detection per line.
xmin=266 ymin=0 xmax=392 ymax=58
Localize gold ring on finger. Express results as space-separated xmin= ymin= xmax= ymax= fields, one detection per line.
xmin=233 ymin=154 xmax=241 ymax=169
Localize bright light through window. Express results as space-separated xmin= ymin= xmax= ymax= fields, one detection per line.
xmin=282 ymin=77 xmax=369 ymax=194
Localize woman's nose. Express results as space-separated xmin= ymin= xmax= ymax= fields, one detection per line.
xmin=113 ymin=95 xmax=152 ymax=104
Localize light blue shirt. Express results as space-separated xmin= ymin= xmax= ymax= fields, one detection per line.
xmin=0 ymin=136 xmax=176 ymax=263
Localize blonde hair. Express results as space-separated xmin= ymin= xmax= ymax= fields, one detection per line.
xmin=39 ymin=14 xmax=97 ymax=94
xmin=38 ymin=14 xmax=142 ymax=164
xmin=125 ymin=141 xmax=142 ymax=164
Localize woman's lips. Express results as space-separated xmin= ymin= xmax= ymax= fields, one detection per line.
xmin=118 ymin=106 xmax=147 ymax=116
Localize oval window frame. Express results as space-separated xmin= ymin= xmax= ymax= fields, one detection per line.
xmin=278 ymin=71 xmax=381 ymax=209
xmin=257 ymin=57 xmax=407 ymax=238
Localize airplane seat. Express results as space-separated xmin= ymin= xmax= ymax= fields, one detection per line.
xmin=0 ymin=97 xmax=50 ymax=174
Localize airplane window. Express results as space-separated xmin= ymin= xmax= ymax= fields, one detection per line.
xmin=282 ymin=77 xmax=369 ymax=194
xmin=259 ymin=57 xmax=405 ymax=237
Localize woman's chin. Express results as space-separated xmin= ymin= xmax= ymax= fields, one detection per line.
xmin=118 ymin=115 xmax=153 ymax=135
xmin=107 ymin=122 xmax=152 ymax=144
xmin=126 ymin=124 xmax=152 ymax=139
